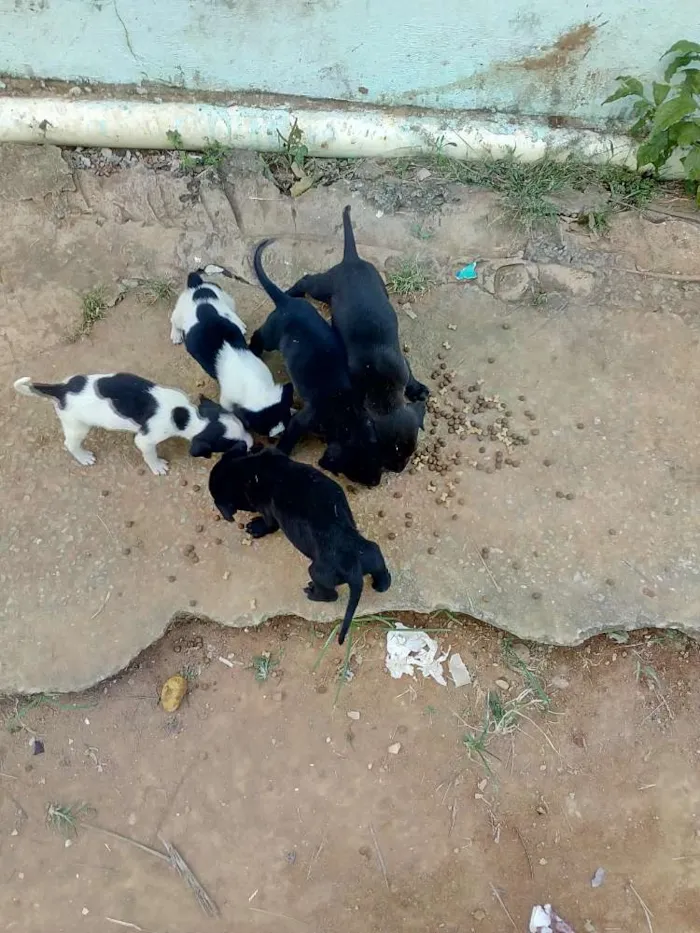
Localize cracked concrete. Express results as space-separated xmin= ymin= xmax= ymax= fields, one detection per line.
xmin=1 ymin=145 xmax=699 ymax=693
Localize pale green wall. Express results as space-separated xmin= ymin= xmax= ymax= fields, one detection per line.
xmin=0 ymin=0 xmax=696 ymax=125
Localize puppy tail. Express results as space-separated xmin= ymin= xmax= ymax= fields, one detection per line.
xmin=253 ymin=239 xmax=286 ymax=305
xmin=342 ymin=205 xmax=359 ymax=262
xmin=13 ymin=376 xmax=62 ymax=401
xmin=338 ymin=567 xmax=363 ymax=646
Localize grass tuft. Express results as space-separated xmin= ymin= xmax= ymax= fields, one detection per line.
xmin=251 ymin=652 xmax=279 ymax=682
xmin=412 ymin=147 xmax=660 ymax=232
xmin=75 ymin=286 xmax=108 ymax=338
xmin=139 ymin=278 xmax=177 ymax=305
xmin=385 ymin=257 xmax=437 ymax=297
xmin=46 ymin=802 xmax=94 ymax=837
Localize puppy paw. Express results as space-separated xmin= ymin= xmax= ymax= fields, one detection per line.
xmin=246 ymin=517 xmax=270 ymax=538
xmin=72 ymin=448 xmax=96 ymax=466
xmin=406 ymin=381 xmax=430 ymax=402
xmin=170 ymin=332 xmax=183 ymax=345
xmin=304 ymin=583 xmax=338 ymax=602
xmin=148 ymin=458 xmax=169 ymax=476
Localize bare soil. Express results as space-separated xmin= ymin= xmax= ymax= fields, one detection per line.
xmin=1 ymin=614 xmax=698 ymax=933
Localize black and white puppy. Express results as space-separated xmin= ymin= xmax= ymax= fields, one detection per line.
xmin=170 ymin=270 xmax=293 ymax=438
xmin=287 ymin=205 xmax=429 ymax=473
xmin=249 ymin=239 xmax=384 ymax=488
xmin=209 ymin=445 xmax=391 ymax=644
xmin=14 ymin=373 xmax=252 ymax=474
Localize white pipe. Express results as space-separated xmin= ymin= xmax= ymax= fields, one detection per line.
xmin=0 ymin=97 xmax=642 ymax=168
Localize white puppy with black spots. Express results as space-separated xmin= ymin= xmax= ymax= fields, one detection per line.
xmin=170 ymin=269 xmax=293 ymax=438
xmin=13 ymin=372 xmax=252 ymax=474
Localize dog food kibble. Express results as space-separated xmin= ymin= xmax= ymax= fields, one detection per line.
xmin=451 ymin=513 xmax=458 ymax=521
xmin=125 ymin=519 xmax=135 ymax=527
xmin=524 ymin=410 xmax=536 ymax=420
xmin=387 ymin=532 xmax=396 ymax=540
xmin=378 ymin=510 xmax=385 ymax=518
xmin=122 ymin=547 xmax=131 ymax=556
xmin=531 ymin=591 xmax=542 ymax=600
xmin=101 ymin=489 xmax=110 ymax=497
xmin=180 ymin=479 xmax=188 ymax=487
xmin=405 ymin=519 xmax=413 ymax=528
xmin=608 ymin=528 xmax=617 ymax=535
xmin=556 ymin=490 xmax=565 ymax=498
xmin=487 ymin=356 xmax=495 ymax=364
xmin=605 ymin=578 xmax=615 ymax=586
xmin=437 ymin=352 xmax=445 ymax=360
xmin=518 ymin=394 xmax=526 ymax=401
xmin=237 ymin=522 xmax=245 ymax=529
xmin=214 ymin=537 xmax=223 ymax=545
xmin=642 ymin=587 xmax=656 ymax=598
xmin=565 ymin=492 xmax=575 ymax=500
xmin=195 ymin=524 xmax=204 ymax=533
xmin=576 ymin=422 xmax=585 ymax=430
xmin=393 ymin=491 xmax=402 ymax=499
xmin=481 ymin=546 xmax=490 ymax=559
xmin=543 ymin=458 xmax=553 ymax=467
xmin=502 ymin=322 xmax=511 ymax=330
xmin=183 ymin=544 xmax=195 ymax=555
xmin=530 ymin=428 xmax=540 ymax=436
xmin=405 ymin=512 xmax=413 ymax=519
xmin=440 ymin=362 xmax=447 ymax=370
xmin=427 ymin=546 xmax=436 ymax=555
xmin=213 ymin=513 xmax=221 ymax=521
xmin=167 ymin=575 xmax=176 ymax=583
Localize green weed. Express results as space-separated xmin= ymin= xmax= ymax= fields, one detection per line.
xmin=139 ymin=277 xmax=177 ymax=305
xmin=251 ymin=652 xmax=279 ymax=682
xmin=385 ymin=257 xmax=437 ymax=297
xmin=76 ymin=286 xmax=108 ymax=338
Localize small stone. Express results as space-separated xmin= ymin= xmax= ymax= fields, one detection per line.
xmin=495 ymin=679 xmax=509 ymax=690
xmin=472 ymin=908 xmax=486 ymax=922
xmin=605 ymin=577 xmax=615 ymax=586
xmin=543 ymin=458 xmax=553 ymax=467
xmin=214 ymin=537 xmax=223 ymax=545
xmin=539 ymin=857 xmax=547 ymax=866
xmin=427 ymin=546 xmax=436 ymax=555
xmin=642 ymin=587 xmax=656 ymax=598
xmin=502 ymin=322 xmax=510 ymax=330
xmin=387 ymin=742 xmax=401 ymax=755
xmin=608 ymin=528 xmax=617 ymax=536
xmin=393 ymin=491 xmax=402 ymax=499
xmin=405 ymin=512 xmax=413 ymax=519
xmin=481 ymin=546 xmax=490 ymax=559
xmin=82 ymin=907 xmax=89 ymax=916
xmin=487 ymin=356 xmax=495 ymax=364
xmin=347 ymin=710 xmax=360 ymax=720
xmin=101 ymin=489 xmax=109 ymax=497
xmin=378 ymin=510 xmax=385 ymax=518
xmin=518 ymin=394 xmax=526 ymax=401
xmin=556 ymin=490 xmax=565 ymax=498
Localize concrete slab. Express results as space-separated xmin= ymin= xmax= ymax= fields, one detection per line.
xmin=1 ymin=147 xmax=699 ymax=693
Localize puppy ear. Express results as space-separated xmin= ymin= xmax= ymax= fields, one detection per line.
xmin=281 ymin=382 xmax=295 ymax=408
xmin=410 ymin=399 xmax=427 ymax=429
xmin=231 ymin=404 xmax=252 ymax=430
xmin=224 ymin=439 xmax=249 ymax=458
xmin=319 ymin=443 xmax=342 ymax=473
xmin=190 ymin=437 xmax=212 ymax=459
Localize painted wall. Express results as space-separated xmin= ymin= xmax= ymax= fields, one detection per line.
xmin=0 ymin=0 xmax=696 ymax=125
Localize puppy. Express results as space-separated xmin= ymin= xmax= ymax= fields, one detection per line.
xmin=14 ymin=373 xmax=251 ymax=474
xmin=249 ymin=239 xmax=383 ymax=488
xmin=170 ymin=269 xmax=293 ymax=438
xmin=287 ymin=205 xmax=429 ymax=472
xmin=209 ymin=445 xmax=391 ymax=644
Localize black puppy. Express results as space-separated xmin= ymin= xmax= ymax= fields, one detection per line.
xmin=287 ymin=205 xmax=429 ymax=472
xmin=249 ymin=239 xmax=383 ymax=488
xmin=209 ymin=446 xmax=391 ymax=644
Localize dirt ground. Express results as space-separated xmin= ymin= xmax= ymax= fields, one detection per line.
xmin=1 ymin=614 xmax=698 ymax=933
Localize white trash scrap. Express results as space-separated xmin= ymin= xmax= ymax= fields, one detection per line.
xmin=529 ymin=904 xmax=576 ymax=933
xmin=385 ymin=623 xmax=450 ymax=686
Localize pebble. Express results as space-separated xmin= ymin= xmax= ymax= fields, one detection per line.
xmin=427 ymin=546 xmax=436 ymax=555
xmin=195 ymin=524 xmax=204 ymax=533
xmin=642 ymin=587 xmax=656 ymax=598
xmin=387 ymin=742 xmax=401 ymax=755
xmin=495 ymin=678 xmax=509 ymax=690
xmin=608 ymin=528 xmax=617 ymax=536
xmin=543 ymin=458 xmax=553 ymax=467
xmin=101 ymin=489 xmax=110 ymax=497
xmin=487 ymin=356 xmax=495 ymax=364
xmin=347 ymin=710 xmax=360 ymax=720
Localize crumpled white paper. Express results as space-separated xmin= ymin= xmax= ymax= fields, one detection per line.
xmin=529 ymin=904 xmax=576 ymax=933
xmin=385 ymin=623 xmax=449 ymax=686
